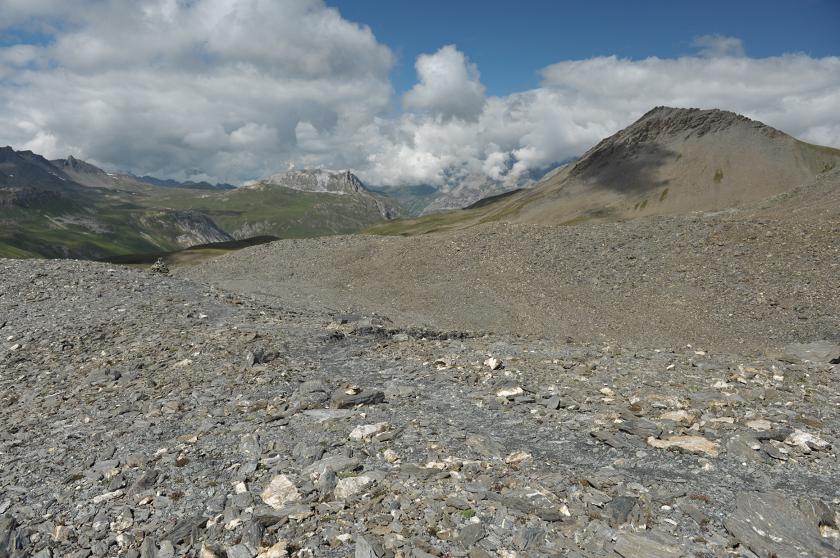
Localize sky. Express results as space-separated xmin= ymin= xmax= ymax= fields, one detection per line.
xmin=0 ymin=0 xmax=838 ymax=187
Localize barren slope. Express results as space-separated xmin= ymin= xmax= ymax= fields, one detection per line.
xmin=184 ymin=206 xmax=840 ymax=353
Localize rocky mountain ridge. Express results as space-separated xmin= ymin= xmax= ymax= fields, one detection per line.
xmin=263 ymin=169 xmax=368 ymax=195
xmin=253 ymin=169 xmax=400 ymax=220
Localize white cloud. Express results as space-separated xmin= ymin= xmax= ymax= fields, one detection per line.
xmin=0 ymin=4 xmax=838 ymax=188
xmin=360 ymin=50 xmax=840 ymax=187
xmin=403 ymin=45 xmax=486 ymax=120
xmin=0 ymin=0 xmax=393 ymax=181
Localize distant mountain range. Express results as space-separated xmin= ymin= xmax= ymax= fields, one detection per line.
xmin=7 ymin=106 xmax=836 ymax=260
xmin=0 ymin=150 xmax=401 ymax=258
xmin=369 ymin=106 xmax=840 ymax=234
xmin=418 ymin=168 xmax=559 ymax=216
xmin=126 ymin=174 xmax=236 ymax=191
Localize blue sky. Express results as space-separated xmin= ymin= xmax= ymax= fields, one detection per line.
xmin=331 ymin=0 xmax=840 ymax=97
xmin=0 ymin=0 xmax=838 ymax=184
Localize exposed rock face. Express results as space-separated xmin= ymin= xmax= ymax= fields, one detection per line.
xmin=50 ymin=156 xmax=119 ymax=190
xmin=139 ymin=210 xmax=233 ymax=247
xmin=255 ymin=169 xmax=400 ymax=220
xmin=0 ymin=146 xmax=74 ymax=192
xmin=264 ymin=169 xmax=368 ymax=195
xmin=52 ymin=155 xmax=108 ymax=176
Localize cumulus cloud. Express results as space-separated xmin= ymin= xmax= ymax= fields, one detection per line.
xmin=403 ymin=45 xmax=486 ymax=120
xmin=0 ymin=3 xmax=838 ymax=188
xmin=0 ymin=0 xmax=394 ymax=181
xmin=364 ymin=49 xmax=840 ymax=187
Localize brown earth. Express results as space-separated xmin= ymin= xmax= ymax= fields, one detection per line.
xmin=183 ymin=170 xmax=840 ymax=354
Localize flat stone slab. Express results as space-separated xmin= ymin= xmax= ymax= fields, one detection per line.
xmin=330 ymin=389 xmax=385 ymax=409
xmin=613 ymin=532 xmax=682 ymax=558
xmin=724 ymin=491 xmax=839 ymax=558
xmin=783 ymin=341 xmax=840 ymax=364
xmin=301 ymin=408 xmax=356 ymax=422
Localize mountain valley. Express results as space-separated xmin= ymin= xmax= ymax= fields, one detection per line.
xmin=0 ymin=151 xmax=401 ymax=259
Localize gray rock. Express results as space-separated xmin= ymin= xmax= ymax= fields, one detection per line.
xmin=783 ymin=341 xmax=840 ymax=364
xmin=604 ymin=496 xmax=640 ymax=527
xmin=512 ymin=526 xmax=543 ymax=550
xmin=239 ymin=433 xmax=261 ymax=459
xmin=304 ymin=455 xmax=359 ymax=477
xmin=330 ymin=389 xmax=385 ymax=409
xmin=458 ymin=523 xmax=486 ymax=547
xmin=226 ymin=543 xmax=255 ymax=558
xmin=466 ymin=434 xmax=505 ymax=458
xmin=613 ymin=532 xmax=681 ymax=558
xmin=0 ymin=515 xmax=16 ymax=558
xmin=161 ymin=515 xmax=206 ymax=545
xmin=619 ymin=418 xmax=662 ymax=439
xmin=724 ymin=491 xmax=839 ymax=558
xmin=139 ymin=537 xmax=157 ymax=558
xmin=129 ymin=469 xmax=158 ymax=494
xmin=158 ymin=541 xmax=175 ymax=558
xmin=355 ymin=534 xmax=383 ymax=558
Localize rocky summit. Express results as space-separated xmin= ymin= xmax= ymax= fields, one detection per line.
xmin=1 ymin=252 xmax=839 ymax=558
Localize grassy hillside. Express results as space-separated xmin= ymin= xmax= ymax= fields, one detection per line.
xmin=100 ymin=236 xmax=279 ymax=268
xmin=146 ymin=185 xmax=393 ymax=239
xmin=0 ymin=179 xmax=400 ymax=259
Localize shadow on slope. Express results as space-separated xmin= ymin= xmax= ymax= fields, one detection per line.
xmin=99 ymin=235 xmax=279 ymax=267
xmin=570 ymin=142 xmax=679 ymax=193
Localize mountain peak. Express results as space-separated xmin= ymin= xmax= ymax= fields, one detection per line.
xmin=52 ymin=155 xmax=107 ymax=175
xmin=263 ymin=168 xmax=368 ymax=195
xmin=621 ymin=106 xmax=781 ymax=143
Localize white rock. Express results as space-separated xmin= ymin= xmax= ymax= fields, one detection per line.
xmin=659 ymin=410 xmax=694 ymax=424
xmin=115 ymin=533 xmax=133 ymax=548
xmin=349 ymin=422 xmax=389 ymax=441
xmin=496 ymin=386 xmax=524 ymax=398
xmin=260 ymin=475 xmax=300 ymax=510
xmin=484 ymin=357 xmax=503 ymax=370
xmin=504 ymin=451 xmax=532 ymax=464
xmin=785 ymin=429 xmax=830 ymax=451
xmin=257 ymin=541 xmax=289 ymax=558
xmin=746 ymin=419 xmax=772 ymax=431
xmin=334 ymin=475 xmax=373 ymax=499
xmin=92 ymin=489 xmax=124 ymax=504
xmin=647 ymin=436 xmax=720 ymax=457
xmin=383 ymin=449 xmax=399 ymax=463
xmin=599 ymin=387 xmax=615 ymax=397
xmin=51 ymin=525 xmax=71 ymax=542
